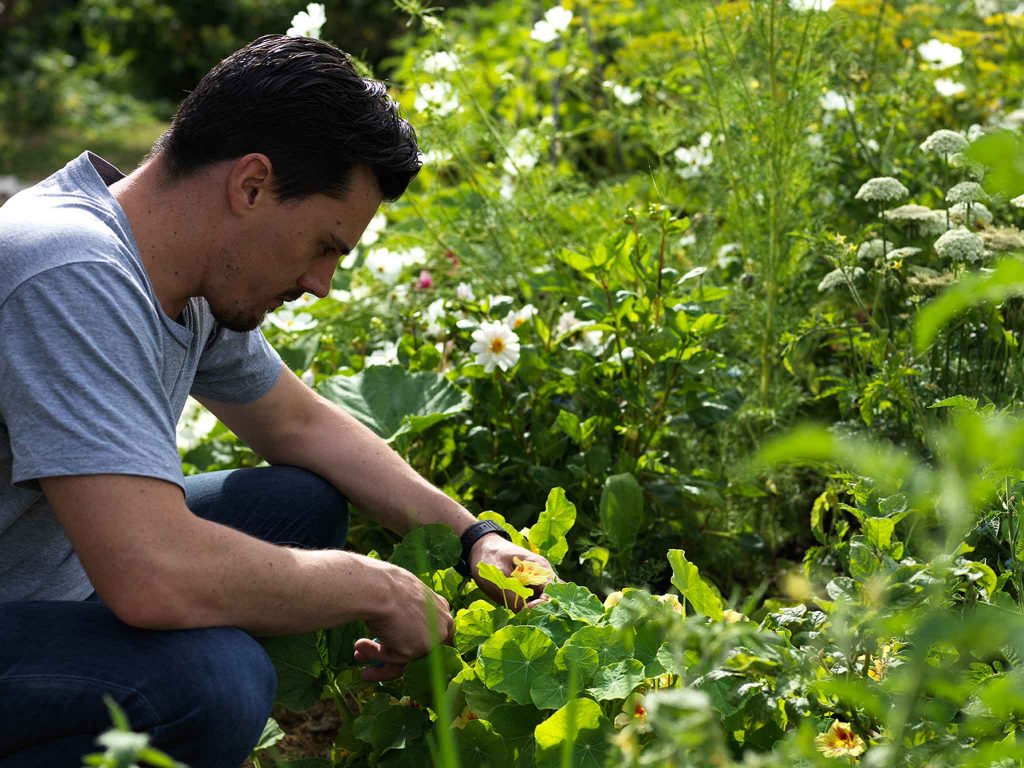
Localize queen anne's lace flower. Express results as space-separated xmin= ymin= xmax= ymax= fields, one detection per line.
xmin=855 ymin=177 xmax=910 ymax=203
xmin=470 ymin=321 xmax=521 ymax=372
xmin=946 ymin=181 xmax=989 ymax=204
xmin=817 ymin=267 xmax=863 ymax=293
xmin=1012 ymin=194 xmax=1024 ymax=209
xmin=887 ymin=246 xmax=922 ymax=261
xmin=857 ymin=239 xmax=895 ymax=262
xmin=920 ymin=129 xmax=968 ymax=155
xmin=934 ymin=227 xmax=985 ymax=262
xmin=949 ymin=201 xmax=993 ymax=226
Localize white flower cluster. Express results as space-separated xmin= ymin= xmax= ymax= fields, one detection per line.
xmin=366 ymin=340 xmax=399 ymax=368
xmin=857 ymin=239 xmax=895 ymax=262
xmin=287 ymin=3 xmax=326 ymax=38
xmin=604 ymin=81 xmax=642 ymax=106
xmin=674 ymin=133 xmax=714 ymax=179
xmin=1012 ymin=194 xmax=1024 ymax=209
xmin=855 ymin=176 xmax=910 ymax=204
xmin=817 ymin=267 xmax=863 ymax=293
xmin=934 ymin=227 xmax=985 ymax=262
xmin=421 ymin=51 xmax=459 ymax=74
xmin=503 ymin=128 xmax=541 ymax=177
xmin=946 ymin=181 xmax=989 ymax=205
xmin=949 ymin=202 xmax=993 ymax=227
xmin=176 ymin=397 xmax=219 ymax=453
xmin=264 ymin=306 xmax=318 ymax=333
xmin=556 ymin=310 xmax=603 ymax=353
xmin=917 ymin=38 xmax=964 ymax=69
xmin=820 ymin=90 xmax=855 ymax=113
xmin=415 ymin=82 xmax=460 ymax=117
xmin=364 ymin=246 xmax=426 ymax=284
xmin=934 ymin=78 xmax=966 ymax=97
xmin=920 ymin=129 xmax=968 ymax=155
xmin=883 ymin=204 xmax=947 ymax=236
xmin=531 ymin=6 xmax=573 ymax=43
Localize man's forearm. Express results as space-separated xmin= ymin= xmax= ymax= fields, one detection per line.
xmin=260 ymin=388 xmax=478 ymax=536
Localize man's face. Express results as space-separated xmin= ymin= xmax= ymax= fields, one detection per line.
xmin=210 ymin=164 xmax=383 ymax=332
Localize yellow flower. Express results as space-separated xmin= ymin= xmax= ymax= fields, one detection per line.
xmin=815 ymin=720 xmax=866 ymax=759
xmin=722 ymin=609 xmax=747 ymax=623
xmin=509 ymin=557 xmax=552 ymax=587
xmin=604 ymin=590 xmax=624 ymax=609
xmin=658 ymin=593 xmax=684 ymax=614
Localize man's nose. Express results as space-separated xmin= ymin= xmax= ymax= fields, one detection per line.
xmin=297 ymin=259 xmax=336 ymax=299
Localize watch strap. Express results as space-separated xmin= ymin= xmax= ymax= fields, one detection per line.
xmin=457 ymin=520 xmax=511 ymax=576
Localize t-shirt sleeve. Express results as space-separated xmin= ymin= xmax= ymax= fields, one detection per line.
xmin=190 ymin=321 xmax=282 ymax=405
xmin=0 ymin=262 xmax=184 ymax=490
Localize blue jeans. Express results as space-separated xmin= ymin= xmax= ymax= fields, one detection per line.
xmin=0 ymin=465 xmax=349 ymax=768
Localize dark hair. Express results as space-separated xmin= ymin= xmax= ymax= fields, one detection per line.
xmin=153 ymin=35 xmax=421 ymax=202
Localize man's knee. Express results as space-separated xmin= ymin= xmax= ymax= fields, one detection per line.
xmin=280 ymin=465 xmax=349 ymax=547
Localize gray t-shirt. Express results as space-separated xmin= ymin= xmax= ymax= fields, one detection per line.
xmin=0 ymin=151 xmax=283 ymax=602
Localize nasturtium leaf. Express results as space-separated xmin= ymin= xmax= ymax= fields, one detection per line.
xmin=457 ymin=668 xmax=508 ymax=719
xmin=555 ymin=643 xmax=600 ymax=686
xmin=599 ymin=473 xmax=644 ymax=553
xmin=402 ymin=645 xmax=466 ymax=703
xmin=563 ymin=625 xmax=632 ymax=669
xmin=477 ymin=626 xmax=558 ymax=705
xmin=261 ymin=632 xmax=326 ymax=711
xmin=633 ymin=621 xmax=669 ymax=676
xmin=667 ymin=549 xmax=724 ymax=620
xmin=587 ymin=658 xmax=646 ymax=701
xmin=487 ymin=703 xmax=544 ymax=763
xmin=534 ymin=698 xmax=614 ymax=768
xmin=316 ymin=365 xmax=470 ymax=443
xmin=544 ymin=582 xmax=604 ymax=624
xmin=354 ymin=704 xmax=428 ymax=754
xmin=530 ymin=674 xmax=572 ymax=710
xmin=476 ymin=562 xmax=533 ymax=605
xmin=607 ymin=588 xmax=662 ymax=628
xmin=478 ymin=511 xmax=528 ymax=548
xmin=253 ymin=718 xmax=285 ymax=752
xmin=528 ymin=487 xmax=577 ymax=565
xmin=390 ymin=523 xmax=461 ymax=577
xmin=455 ymin=600 xmax=513 ymax=655
xmin=457 ymin=719 xmax=507 ymax=766
xmin=518 ymin=613 xmax=580 ymax=647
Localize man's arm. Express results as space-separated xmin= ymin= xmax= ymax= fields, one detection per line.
xmin=42 ymin=473 xmax=452 ymax=663
xmin=200 ymin=364 xmax=555 ymax=602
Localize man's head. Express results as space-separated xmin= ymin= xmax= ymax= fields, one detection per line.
xmin=153 ymin=34 xmax=421 ymax=203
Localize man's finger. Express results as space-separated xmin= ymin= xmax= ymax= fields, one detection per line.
xmin=361 ymin=662 xmax=405 ymax=682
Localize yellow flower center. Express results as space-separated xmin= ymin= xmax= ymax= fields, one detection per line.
xmin=490 ymin=337 xmax=506 ymax=354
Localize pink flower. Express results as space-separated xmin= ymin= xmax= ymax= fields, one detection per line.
xmin=416 ymin=270 xmax=433 ymax=290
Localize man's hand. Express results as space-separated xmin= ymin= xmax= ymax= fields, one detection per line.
xmin=354 ymin=565 xmax=454 ymax=682
xmin=469 ymin=534 xmax=557 ymax=611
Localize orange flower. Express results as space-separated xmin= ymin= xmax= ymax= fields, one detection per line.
xmin=815 ymin=720 xmax=866 ymax=759
xmin=509 ymin=557 xmax=552 ymax=586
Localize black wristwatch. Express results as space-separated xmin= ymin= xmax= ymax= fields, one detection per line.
xmin=457 ymin=520 xmax=512 ymax=576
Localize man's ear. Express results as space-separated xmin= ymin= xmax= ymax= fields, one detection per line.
xmin=227 ymin=153 xmax=274 ymax=214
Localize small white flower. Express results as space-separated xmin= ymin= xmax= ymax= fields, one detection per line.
xmin=855 ymin=176 xmax=910 ymax=204
xmin=366 ymin=340 xmax=399 ymax=367
xmin=301 ymin=369 xmax=315 ymax=387
xmin=920 ymin=129 xmax=969 ymax=155
xmin=502 ymin=128 xmax=541 ymax=176
xmin=934 ymin=227 xmax=985 ymax=262
xmin=265 ymin=307 xmax=318 ymax=333
xmin=421 ymin=51 xmax=459 ymax=74
xmin=176 ymin=397 xmax=219 ymax=453
xmin=364 ymin=248 xmax=405 ymax=284
xmin=918 ymin=39 xmax=964 ymax=70
xmin=857 ymin=239 xmax=895 ymax=262
xmin=470 ymin=321 xmax=521 ymax=372
xmin=504 ymin=304 xmax=537 ymax=330
xmin=455 ymin=282 xmax=476 ymax=302
xmin=605 ymin=81 xmax=642 ymax=106
xmin=608 ymin=345 xmax=635 ymax=364
xmin=531 ymin=5 xmax=573 ymax=43
xmin=415 ymin=82 xmax=460 ymax=116
xmin=820 ymin=90 xmax=854 ymax=113
xmin=946 ymin=181 xmax=989 ymax=204
xmin=934 ymin=78 xmax=967 ymax=97
xmin=360 ymin=212 xmax=387 ymax=247
xmin=287 ymin=3 xmax=327 ymax=38
xmin=556 ymin=310 xmax=581 ymax=336
xmin=673 ymin=141 xmax=714 ymax=178
xmin=949 ymin=202 xmax=993 ymax=227
xmin=578 ymin=329 xmax=604 ymax=354
xmin=487 ymin=294 xmax=515 ymax=311
xmin=789 ymin=0 xmax=834 ymax=9
xmin=1011 ymin=194 xmax=1024 ymax=208
xmin=420 ymin=148 xmax=454 ymax=165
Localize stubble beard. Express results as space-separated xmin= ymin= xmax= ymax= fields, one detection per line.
xmin=210 ymin=298 xmax=266 ymax=333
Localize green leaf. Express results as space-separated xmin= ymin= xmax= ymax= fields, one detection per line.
xmin=476 ymin=626 xmax=558 ymax=705
xmin=599 ymin=473 xmax=644 ymax=553
xmin=555 ymin=643 xmax=600 ymax=686
xmin=534 ymin=698 xmax=613 ymax=768
xmin=528 ymin=488 xmax=577 ymax=565
xmin=476 ymin=562 xmax=533 ymax=603
xmin=863 ymin=517 xmax=897 ymax=550
xmin=530 ymin=674 xmax=572 ymax=710
xmin=455 ymin=600 xmax=513 ymax=654
xmin=915 ymin=257 xmax=1024 ymax=352
xmin=353 ymin=705 xmax=428 ymax=754
xmin=848 ymin=537 xmax=879 ymax=581
xmin=562 ymin=625 xmax=632 ymax=668
xmin=458 ymin=719 xmax=507 ymax=765
xmin=544 ymin=582 xmax=604 ymax=624
xmin=587 ymin=658 xmax=646 ymax=701
xmin=967 ymin=130 xmax=1024 ymax=198
xmin=402 ymin=645 xmax=466 ymax=703
xmin=555 ymin=410 xmax=581 ymax=443
xmin=478 ymin=511 xmax=528 ymax=548
xmin=667 ymin=549 xmax=724 ymax=620
xmin=316 ymin=365 xmax=470 ymax=443
xmin=391 ymin=523 xmax=461 ymax=578
xmin=253 ymin=717 xmax=286 ymax=752
xmin=261 ymin=633 xmax=326 ymax=711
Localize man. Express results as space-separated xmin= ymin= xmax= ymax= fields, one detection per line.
xmin=0 ymin=35 xmax=552 ymax=767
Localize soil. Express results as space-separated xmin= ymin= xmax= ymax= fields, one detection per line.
xmin=242 ymin=700 xmax=342 ymax=767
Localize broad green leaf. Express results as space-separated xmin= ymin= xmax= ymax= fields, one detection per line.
xmin=458 ymin=668 xmax=507 ymax=719
xmin=966 ymin=130 xmax=1024 ymax=198
xmin=633 ymin=621 xmax=670 ymax=676
xmin=563 ymin=625 xmax=632 ymax=668
xmin=587 ymin=658 xmax=646 ymax=701
xmin=579 ymin=546 xmax=609 ymax=579
xmin=534 ymin=698 xmax=613 ymax=768
xmin=863 ymin=517 xmax=897 ymax=550
xmin=402 ymin=645 xmax=466 ymax=703
xmin=528 ymin=487 xmax=577 ymax=565
xmin=476 ymin=562 xmax=533 ymax=604
xmin=354 ymin=705 xmax=428 ymax=754
xmin=316 ymin=365 xmax=470 ymax=443
xmin=478 ymin=511 xmax=528 ymax=548
xmin=476 ymin=626 xmax=557 ymax=705
xmin=544 ymin=582 xmax=604 ymax=624
xmin=848 ymin=537 xmax=879 ymax=581
xmin=253 ymin=717 xmax=285 ymax=752
xmin=667 ymin=549 xmax=724 ymax=621
xmin=915 ymin=257 xmax=1024 ymax=352
xmin=530 ymin=674 xmax=572 ymax=710
xmin=555 ymin=644 xmax=600 ymax=686
xmin=390 ymin=523 xmax=461 ymax=577
xmin=455 ymin=600 xmax=513 ymax=654
xmin=555 ymin=410 xmax=581 ymax=443
xmin=599 ymin=473 xmax=644 ymax=552
xmin=488 ymin=703 xmax=545 ymax=764
xmin=457 ymin=719 xmax=507 ymax=766
xmin=261 ymin=632 xmax=325 ymax=711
